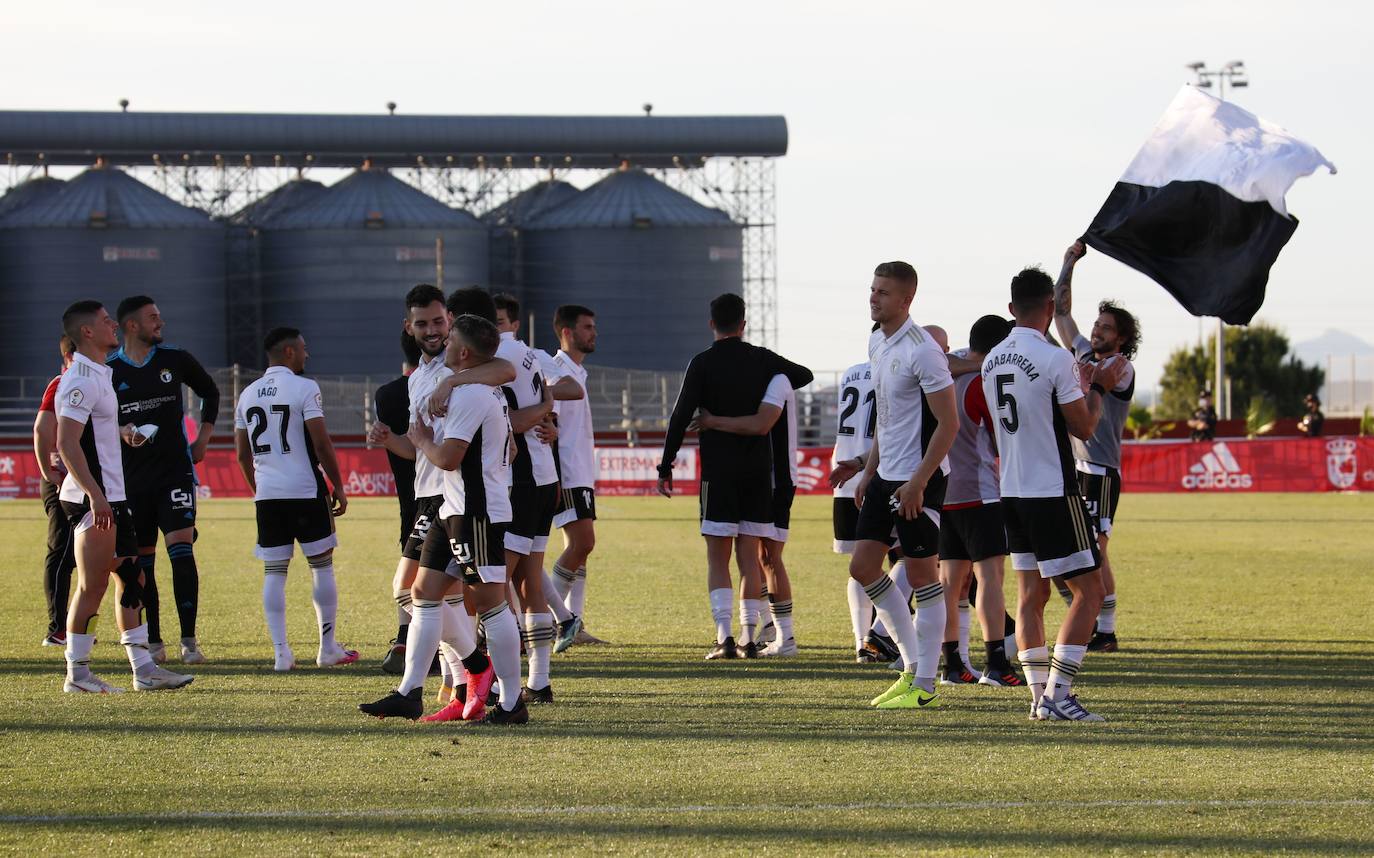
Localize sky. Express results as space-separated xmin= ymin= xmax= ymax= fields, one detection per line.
xmin=5 ymin=0 xmax=1368 ymax=393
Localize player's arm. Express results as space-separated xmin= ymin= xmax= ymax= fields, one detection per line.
xmin=305 ymin=416 xmax=347 ymax=516
xmin=763 ymin=349 xmax=814 ymax=389
xmin=549 ymin=377 xmax=583 ymax=400
xmin=1061 ymin=355 xmax=1126 ymax=439
xmin=1053 ymin=241 xmax=1085 ymax=348
xmin=427 ymin=359 xmax=516 ymax=417
xmin=947 ymin=354 xmax=981 ymax=377
xmin=368 ymin=422 xmax=416 ymax=459
xmin=33 ymin=409 xmax=60 ymax=484
xmin=695 ymin=404 xmax=782 ymax=436
xmin=233 ymin=427 xmax=256 ymax=493
xmin=57 ymin=414 xmax=111 ymax=529
xmin=657 ymin=354 xmax=705 ymax=496
xmin=182 ymin=352 xmax=221 ymax=463
xmin=894 ymin=384 xmax=958 ymax=520
xmin=508 ymin=383 xmax=554 ymax=434
xmin=410 ymin=430 xmax=470 ymax=471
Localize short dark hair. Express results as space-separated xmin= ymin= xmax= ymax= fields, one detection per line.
xmin=405 ymin=283 xmax=444 ymax=311
xmin=116 ymin=295 xmax=156 ymax=324
xmin=553 ymin=304 xmax=594 ymax=334
xmin=969 ymin=314 xmax=1013 ymax=354
xmin=400 ymin=327 xmax=422 ymax=367
xmin=264 ymin=326 xmax=301 ymax=355
xmin=1009 ymin=266 xmax=1054 ymax=316
xmin=61 ymin=300 xmax=104 ymax=342
xmin=709 ymin=293 xmax=746 ymax=333
xmin=873 ymin=261 xmax=918 ymax=287
xmin=446 ymin=287 xmax=497 ymax=323
xmin=58 ymin=334 xmax=76 ymax=358
xmin=450 ymin=313 xmax=500 ymax=359
xmin=1097 ymin=300 xmax=1141 ymax=361
xmin=492 ymin=292 xmax=520 ymax=322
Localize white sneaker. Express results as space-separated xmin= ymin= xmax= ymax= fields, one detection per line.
xmin=149 ymin=642 xmax=168 ymax=664
xmin=757 ymin=621 xmax=777 ymax=646
xmin=273 ymin=650 xmax=297 ymax=672
xmin=1036 ymin=694 xmax=1106 ymax=722
xmin=63 ymin=673 xmax=123 ymax=694
xmin=135 ymin=665 xmax=194 ymax=691
xmin=761 ymin=637 xmax=798 ymax=657
xmin=180 ymin=638 xmax=206 ymax=665
xmin=316 ymin=647 xmax=360 ymax=668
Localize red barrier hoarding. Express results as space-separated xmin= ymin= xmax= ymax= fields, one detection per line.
xmin=1 ymin=438 xmax=1370 ymax=500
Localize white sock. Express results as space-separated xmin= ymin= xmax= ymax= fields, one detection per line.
xmin=395 ymin=589 xmax=412 ymax=625
xmin=739 ymin=598 xmax=763 ymax=645
xmin=550 ymin=563 xmax=576 ymax=613
xmin=120 ymin=623 xmax=154 ymax=675
xmin=66 ymin=632 xmax=96 ymax=680
xmin=569 ymin=567 xmax=588 ymax=619
xmin=846 ymin=578 xmax=871 ymax=649
xmin=912 ymin=582 xmax=946 ymax=691
xmin=262 ymin=565 xmax=289 ymax=656
xmin=870 ymin=616 xmax=889 ymax=638
xmin=771 ymin=598 xmax=794 ymax=642
xmin=524 ymin=612 xmax=554 ymax=691
xmin=709 ymin=587 xmax=733 ymax=643
xmin=1098 ymin=593 xmax=1118 ymax=634
xmin=863 ymin=576 xmax=918 ymax=672
xmin=400 ymin=599 xmax=441 ymax=695
xmin=309 ymin=557 xmax=338 ymax=652
xmin=1047 ymin=643 xmax=1087 ymax=702
xmin=957 ymin=598 xmax=973 ymax=667
xmin=889 ymin=560 xmax=912 ymax=602
xmin=481 ymin=602 xmax=522 ymax=710
xmin=542 ymin=570 xmax=572 ymax=623
xmin=440 ymin=595 xmax=474 ymax=687
xmin=1019 ymin=646 xmax=1050 ymax=705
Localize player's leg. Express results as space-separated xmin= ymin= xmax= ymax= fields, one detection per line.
xmin=835 ymin=497 xmax=875 ymax=662
xmin=254 ymin=499 xmax=300 ymax=671
xmin=108 ymin=504 xmax=192 ymax=691
xmin=294 ymin=494 xmax=352 ymax=667
xmin=361 ymin=565 xmax=455 ymax=720
xmin=1089 ymin=469 xmax=1121 ymax=652
xmin=760 ymin=539 xmax=796 ymax=656
xmin=62 ymin=502 xmax=118 ymax=692
xmin=703 ymin=535 xmax=738 ymax=659
xmin=41 ymin=480 xmax=74 ymax=646
xmin=127 ymin=492 xmax=165 ymax=660
xmin=155 ymin=481 xmax=201 ymax=663
xmin=383 ymin=555 xmax=418 ymax=674
xmin=938 ymin=558 xmax=975 ymax=684
xmin=466 ymin=517 xmax=527 ymax=724
xmin=972 ymin=556 xmax=1021 ymax=686
xmin=861 ymin=550 xmax=903 ymax=663
xmin=1003 ymin=498 xmax=1050 ymax=717
xmin=734 ymin=534 xmax=766 ymax=656
xmin=734 ymin=478 xmax=777 ymax=657
xmin=513 ymin=483 xmax=557 ymax=701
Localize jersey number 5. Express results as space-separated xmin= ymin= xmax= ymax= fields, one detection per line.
xmin=995 ymin=374 xmax=1019 ymax=434
xmin=247 ymin=405 xmax=292 ymax=454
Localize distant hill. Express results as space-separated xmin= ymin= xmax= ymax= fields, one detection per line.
xmin=1292 ymin=329 xmax=1374 ymax=366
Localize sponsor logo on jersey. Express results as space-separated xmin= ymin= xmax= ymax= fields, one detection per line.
xmin=1326 ymin=439 xmax=1357 ymax=490
xmin=68 ymin=389 xmax=84 ymax=408
xmin=1181 ymin=442 xmax=1253 ymax=489
xmin=160 ymin=369 xmax=173 ymax=384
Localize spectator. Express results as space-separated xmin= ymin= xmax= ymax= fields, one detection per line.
xmin=1188 ymin=390 xmax=1218 ymax=442
xmin=1298 ymin=393 xmax=1325 ymax=437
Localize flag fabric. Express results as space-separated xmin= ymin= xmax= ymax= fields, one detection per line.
xmin=1084 ymin=85 xmax=1335 ymax=324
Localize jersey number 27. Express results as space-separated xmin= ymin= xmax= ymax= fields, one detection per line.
xmin=247 ymin=405 xmax=292 ymax=454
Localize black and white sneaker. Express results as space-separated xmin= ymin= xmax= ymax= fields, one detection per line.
xmin=1087 ymin=631 xmax=1119 ymax=652
xmin=864 ymin=632 xmax=900 ymax=662
xmin=358 ymin=688 xmax=423 ymax=720
xmin=522 ymin=684 xmax=554 ymax=705
xmin=380 ymin=639 xmax=405 ymax=675
xmin=736 ymin=641 xmax=761 ymax=659
xmin=706 ymin=637 xmax=739 ymax=660
xmin=480 ymin=698 xmax=530 ymax=725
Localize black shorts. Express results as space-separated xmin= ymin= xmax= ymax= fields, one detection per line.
xmin=699 ymin=473 xmax=773 ymax=538
xmin=128 ymin=480 xmax=198 ymax=546
xmin=553 ymin=485 xmax=596 ymax=529
xmin=254 ymin=496 xmax=337 ymax=561
xmin=418 ymin=514 xmax=509 ymax=585
xmin=939 ymin=502 xmax=1009 ymax=562
xmin=832 ymin=496 xmax=861 ymax=554
xmin=1076 ymin=466 xmax=1122 ymax=537
xmin=1002 ymin=495 xmax=1101 ymax=579
xmin=854 ymin=473 xmax=946 ymax=559
xmin=401 ymin=495 xmax=444 ymax=562
xmin=767 ymin=484 xmax=797 ymax=542
xmin=61 ymin=500 xmax=139 ymax=559
xmin=506 ymin=483 xmax=559 ymax=556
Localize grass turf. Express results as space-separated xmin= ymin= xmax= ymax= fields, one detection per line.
xmin=0 ymin=493 xmax=1371 ymax=856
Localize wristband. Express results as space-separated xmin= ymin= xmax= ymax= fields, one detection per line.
xmin=1089 ymin=383 xmax=1106 ymax=395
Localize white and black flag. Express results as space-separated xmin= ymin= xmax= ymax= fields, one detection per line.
xmin=1084 ymin=85 xmax=1334 ymax=324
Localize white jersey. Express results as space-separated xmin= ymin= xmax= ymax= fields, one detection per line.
xmin=981 ymin=326 xmax=1084 ymax=498
xmin=407 ymin=352 xmax=452 ymax=499
xmin=548 ymin=350 xmax=595 ymax=489
xmin=436 ymin=383 xmax=513 ymax=522
xmin=831 ymin=361 xmax=875 ymax=500
xmin=761 ymin=373 xmax=798 ymax=486
xmin=497 ymin=332 xmax=558 ymax=487
xmin=234 ymin=365 xmax=327 ymax=501
xmin=869 ymin=318 xmax=954 ymax=482
xmin=56 ymin=352 xmax=126 ymax=504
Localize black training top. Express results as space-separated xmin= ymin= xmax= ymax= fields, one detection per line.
xmin=108 ymin=344 xmax=220 ymax=490
xmin=374 ymin=375 xmax=416 ymax=526
xmin=659 ymin=337 xmax=812 ymax=481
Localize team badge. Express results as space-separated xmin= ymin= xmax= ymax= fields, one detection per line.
xmin=68 ymin=389 xmax=84 ymax=408
xmin=1326 ymin=439 xmax=1357 ymax=490
xmin=160 ymin=369 xmax=173 ymax=383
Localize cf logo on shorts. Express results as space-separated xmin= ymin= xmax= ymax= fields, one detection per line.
xmin=169 ymin=488 xmax=194 ymax=509
xmin=450 ymin=539 xmax=473 ymax=564
xmin=582 ymin=489 xmax=592 ymax=506
xmin=413 ymin=514 xmax=431 ymax=535
xmin=888 ymin=493 xmax=901 ymax=513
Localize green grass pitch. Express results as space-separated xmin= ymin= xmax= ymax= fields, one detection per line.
xmin=0 ymin=493 xmax=1371 ymax=856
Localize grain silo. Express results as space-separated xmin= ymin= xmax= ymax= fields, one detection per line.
xmin=484 ymin=180 xmax=579 ymax=301
xmin=256 ymin=168 xmax=488 ymax=376
xmin=0 ymin=176 xmax=65 ymax=219
xmin=521 ymin=168 xmax=743 ymax=371
xmin=0 ymin=167 xmax=226 ymax=377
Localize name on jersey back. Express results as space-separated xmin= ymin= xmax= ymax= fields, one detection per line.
xmin=982 ymin=351 xmax=1040 ymax=381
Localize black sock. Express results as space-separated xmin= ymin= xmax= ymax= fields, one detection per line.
xmin=1003 ymin=611 xmax=1017 ymax=638
xmin=396 ymin=624 xmax=409 ymax=645
xmin=138 ymin=555 xmax=160 ymax=643
xmin=985 ymin=640 xmax=1011 ymax=672
xmin=167 ymin=542 xmax=198 ymax=639
xmin=460 ymin=649 xmax=491 ymax=676
xmin=942 ymin=640 xmax=962 ymax=671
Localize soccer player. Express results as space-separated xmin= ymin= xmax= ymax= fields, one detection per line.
xmin=1054 ymin=241 xmax=1139 ymax=652
xmin=34 ymin=335 xmax=77 ymax=648
xmin=937 ymin=315 xmax=1023 ymax=687
xmin=983 ymin=266 xmax=1126 ymax=721
xmin=836 ymin=263 xmax=959 ymax=709
xmin=234 ymin=327 xmax=357 ymax=671
xmin=361 ymin=313 xmax=526 ymax=725
xmin=372 ymin=328 xmax=422 ymax=674
xmin=56 ymin=300 xmax=193 ymax=693
xmin=109 ymin=295 xmax=220 ymax=665
xmin=692 ymin=368 xmax=800 ymax=657
xmin=657 ymin=293 xmax=812 ymax=660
